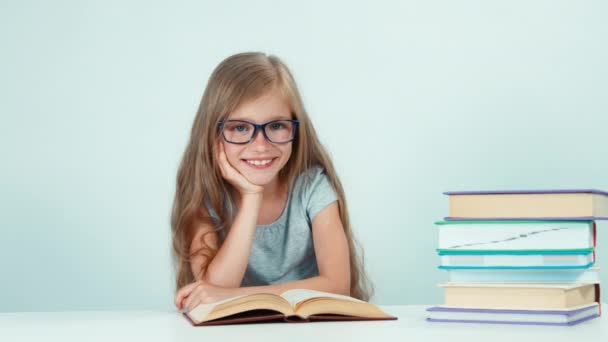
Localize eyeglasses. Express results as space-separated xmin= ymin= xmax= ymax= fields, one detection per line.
xmin=218 ymin=119 xmax=299 ymax=144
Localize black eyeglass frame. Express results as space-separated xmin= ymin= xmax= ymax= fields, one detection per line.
xmin=217 ymin=119 xmax=299 ymax=144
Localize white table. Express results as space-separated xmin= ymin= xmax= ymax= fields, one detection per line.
xmin=1 ymin=305 xmax=606 ymax=341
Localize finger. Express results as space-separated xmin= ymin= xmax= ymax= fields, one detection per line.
xmin=182 ymin=292 xmax=197 ymax=312
xmin=219 ymin=150 xmax=237 ymax=178
xmin=184 ymin=286 xmax=205 ymax=312
xmin=174 ymin=293 xmax=180 ymax=309
xmin=175 ymin=282 xmax=199 ymax=309
xmin=177 ymin=288 xmax=198 ymax=311
xmin=220 ymin=150 xmax=240 ymax=177
xmin=175 ymin=288 xmax=189 ymax=310
xmin=216 ymin=142 xmax=226 ymax=161
xmin=214 ymin=143 xmax=227 ymax=174
xmin=215 ymin=142 xmax=222 ymax=161
xmin=217 ymin=151 xmax=229 ymax=177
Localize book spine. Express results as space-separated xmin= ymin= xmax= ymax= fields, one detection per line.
xmin=445 ymin=216 xmax=608 ymax=221
xmin=437 ymin=248 xmax=593 ymax=255
xmin=438 ymin=263 xmax=595 ymax=270
xmin=426 ymin=315 xmax=600 ymax=326
xmin=447 ymin=269 xmax=600 ymax=283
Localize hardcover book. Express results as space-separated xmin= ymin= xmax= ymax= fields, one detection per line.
xmin=443 ymin=189 xmax=608 ymax=220
xmin=446 ymin=266 xmax=601 ymax=283
xmin=182 ymin=289 xmax=397 ymax=326
xmin=436 ymin=220 xmax=595 ymax=250
xmin=439 ymin=283 xmax=599 ymax=309
xmin=437 ymin=248 xmax=595 ymax=269
xmin=427 ymin=303 xmax=600 ymax=326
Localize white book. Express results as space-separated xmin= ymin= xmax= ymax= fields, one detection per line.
xmin=436 ymin=220 xmax=594 ymax=250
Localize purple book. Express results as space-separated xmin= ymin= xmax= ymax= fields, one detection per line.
xmin=443 ymin=189 xmax=608 ymax=221
xmin=443 ymin=189 xmax=608 ymax=196
xmin=426 ymin=304 xmax=601 ymax=326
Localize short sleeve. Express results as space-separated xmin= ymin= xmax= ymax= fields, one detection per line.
xmin=202 ymin=197 xmax=220 ymax=224
xmin=304 ymin=167 xmax=338 ymax=223
xmin=203 ymin=198 xmax=228 ymax=240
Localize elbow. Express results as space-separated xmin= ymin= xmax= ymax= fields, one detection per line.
xmin=203 ymin=274 xmax=233 ymax=288
xmin=202 ymin=268 xmax=241 ymax=288
xmin=328 ymin=276 xmax=350 ymax=296
xmin=339 ymin=281 xmax=351 ymax=297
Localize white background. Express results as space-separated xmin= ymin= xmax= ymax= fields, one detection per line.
xmin=1 ymin=0 xmax=607 ymax=311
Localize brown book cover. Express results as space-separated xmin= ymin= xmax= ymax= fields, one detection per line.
xmin=181 ymin=289 xmax=398 ymax=326
xmin=183 ymin=311 xmax=398 ymax=326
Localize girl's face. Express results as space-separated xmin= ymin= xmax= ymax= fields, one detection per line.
xmin=220 ymin=91 xmax=294 ymax=187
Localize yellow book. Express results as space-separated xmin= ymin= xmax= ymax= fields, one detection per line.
xmin=183 ymin=289 xmax=397 ymax=326
xmin=444 ymin=189 xmax=608 ymax=220
xmin=440 ymin=283 xmax=599 ymax=309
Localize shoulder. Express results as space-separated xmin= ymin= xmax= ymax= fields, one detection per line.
xmin=294 ymin=166 xmax=332 ymax=193
xmin=292 ymin=166 xmax=338 ymax=218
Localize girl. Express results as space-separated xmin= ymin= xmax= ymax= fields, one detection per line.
xmin=171 ymin=52 xmax=372 ymax=312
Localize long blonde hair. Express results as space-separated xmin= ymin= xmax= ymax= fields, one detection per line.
xmin=170 ymin=52 xmax=373 ymax=300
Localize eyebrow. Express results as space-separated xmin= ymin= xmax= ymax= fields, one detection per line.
xmin=227 ymin=114 xmax=293 ymax=122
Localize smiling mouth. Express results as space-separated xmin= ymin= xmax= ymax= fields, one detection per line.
xmin=241 ymin=158 xmax=278 ymax=169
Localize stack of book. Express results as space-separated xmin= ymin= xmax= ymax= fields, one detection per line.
xmin=427 ymin=189 xmax=608 ymax=326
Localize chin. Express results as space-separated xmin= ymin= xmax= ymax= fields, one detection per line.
xmin=236 ymin=167 xmax=279 ymax=186
xmin=249 ymin=178 xmax=274 ymax=186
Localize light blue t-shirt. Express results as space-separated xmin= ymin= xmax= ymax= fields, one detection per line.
xmin=210 ymin=166 xmax=338 ymax=286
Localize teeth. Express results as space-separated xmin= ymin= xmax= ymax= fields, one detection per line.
xmin=246 ymin=159 xmax=272 ymax=166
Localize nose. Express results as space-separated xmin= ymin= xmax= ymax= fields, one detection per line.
xmin=250 ymin=128 xmax=271 ymax=150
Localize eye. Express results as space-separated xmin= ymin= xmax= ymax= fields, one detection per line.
xmin=269 ymin=122 xmax=285 ymax=130
xmin=234 ymin=124 xmax=248 ymax=132
xmin=226 ymin=123 xmax=250 ymax=132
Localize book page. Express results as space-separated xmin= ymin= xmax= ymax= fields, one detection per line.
xmin=186 ymin=294 xmax=248 ymax=322
xmin=280 ymin=289 xmax=365 ymax=307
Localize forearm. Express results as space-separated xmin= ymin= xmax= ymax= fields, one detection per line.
xmin=204 ymin=194 xmax=262 ymax=287
xmin=235 ymin=276 xmax=350 ymax=297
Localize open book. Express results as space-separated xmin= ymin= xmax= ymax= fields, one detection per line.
xmin=182 ymin=289 xmax=397 ymax=326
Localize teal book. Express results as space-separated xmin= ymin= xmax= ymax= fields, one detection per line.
xmin=438 ymin=248 xmax=595 ymax=270
xmin=446 ymin=266 xmax=600 ymax=283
